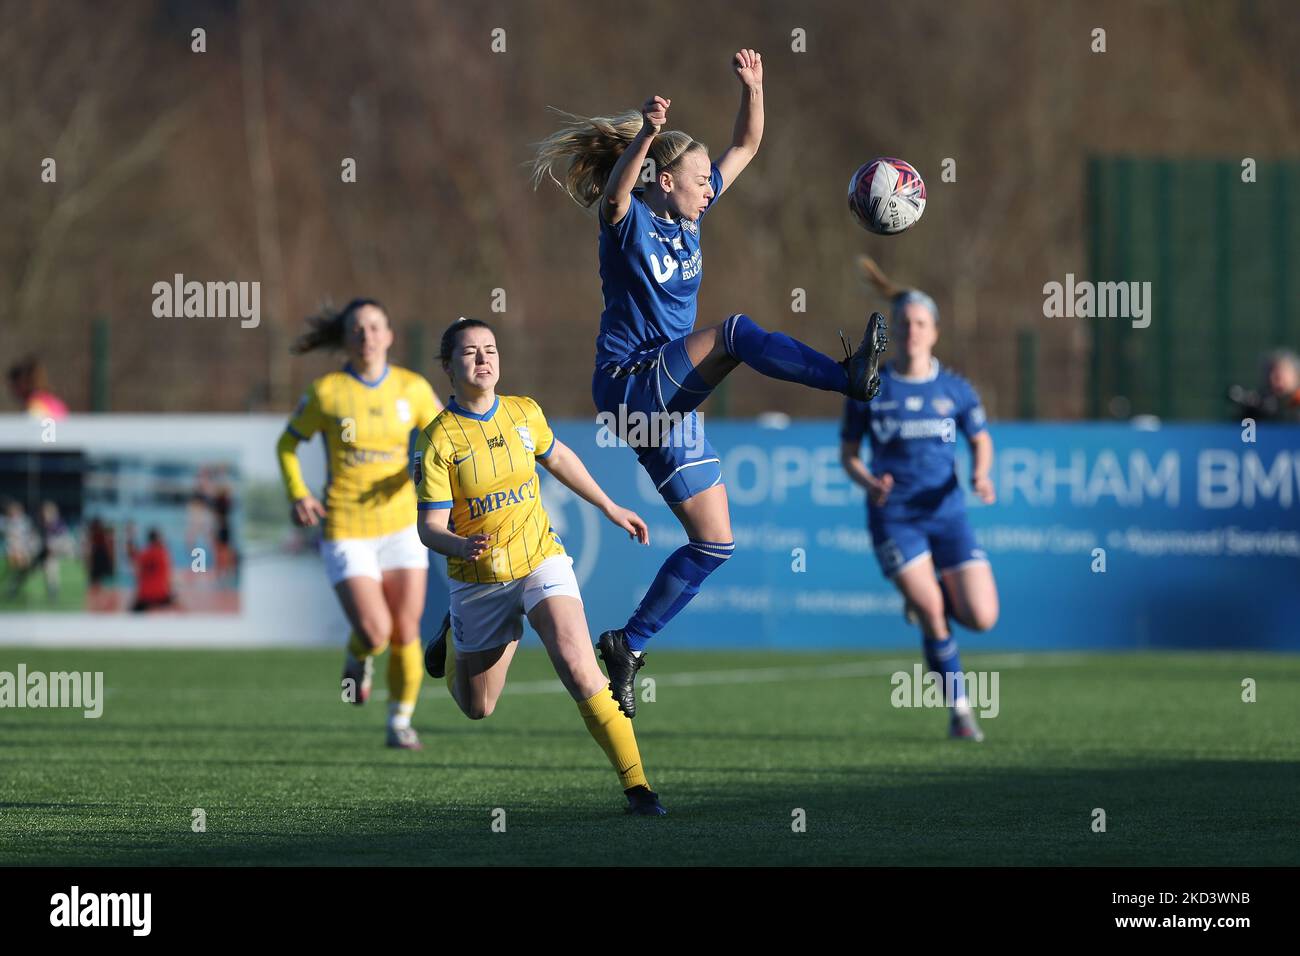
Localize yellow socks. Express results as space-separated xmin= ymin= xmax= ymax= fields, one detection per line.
xmin=387 ymin=640 xmax=424 ymax=729
xmin=578 ymin=687 xmax=649 ymax=791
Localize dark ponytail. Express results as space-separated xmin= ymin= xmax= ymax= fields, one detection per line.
xmin=291 ymin=298 xmax=386 ymax=355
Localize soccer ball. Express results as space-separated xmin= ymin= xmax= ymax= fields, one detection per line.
xmin=848 ymin=158 xmax=927 ymax=235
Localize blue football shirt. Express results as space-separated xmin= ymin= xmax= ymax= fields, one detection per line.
xmin=840 ymin=359 xmax=987 ymax=520
xmin=595 ymin=163 xmax=725 ymax=367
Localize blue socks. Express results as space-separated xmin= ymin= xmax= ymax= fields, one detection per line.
xmin=721 ymin=313 xmax=848 ymax=394
xmin=923 ymin=635 xmax=967 ymax=706
xmin=623 ymin=539 xmax=735 ymax=651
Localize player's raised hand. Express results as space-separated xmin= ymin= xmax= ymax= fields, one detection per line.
xmin=733 ymin=48 xmax=763 ymax=88
xmin=973 ymin=474 xmax=996 ymax=504
xmin=606 ymin=505 xmax=650 ymax=545
xmin=460 ymin=533 xmax=491 ymax=561
xmin=640 ymin=95 xmax=670 ymax=133
xmin=292 ymin=495 xmax=327 ymax=527
xmin=867 ymin=472 xmax=894 ymax=507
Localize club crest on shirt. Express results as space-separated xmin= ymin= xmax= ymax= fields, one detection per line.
xmin=931 ymin=397 xmax=955 ymax=415
xmin=905 ymin=396 xmax=925 ymax=412
xmin=396 ymin=398 xmax=412 ymax=423
xmin=410 ymin=452 xmax=422 ymax=485
xmin=516 ymin=425 xmax=535 ymax=453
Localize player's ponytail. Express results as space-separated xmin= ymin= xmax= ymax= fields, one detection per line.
xmin=291 ymin=298 xmax=385 ymax=354
xmin=530 ymin=108 xmax=706 ymax=208
xmin=856 ymin=255 xmax=939 ymax=325
xmin=439 ymin=317 xmax=495 ymax=369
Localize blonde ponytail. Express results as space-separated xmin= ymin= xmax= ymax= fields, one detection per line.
xmin=856 ymin=254 xmax=906 ymax=300
xmin=530 ymin=107 xmax=706 ymax=208
xmin=857 ymin=255 xmax=939 ymax=324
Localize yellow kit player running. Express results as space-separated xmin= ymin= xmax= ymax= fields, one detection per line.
xmin=415 ymin=317 xmax=666 ymax=815
xmin=276 ymin=298 xmax=442 ymax=749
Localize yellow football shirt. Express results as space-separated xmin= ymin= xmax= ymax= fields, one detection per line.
xmin=414 ymin=394 xmax=566 ymax=583
xmin=277 ymin=364 xmax=440 ymax=540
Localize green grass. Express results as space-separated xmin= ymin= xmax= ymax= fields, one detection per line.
xmin=1 ymin=649 xmax=1296 ymax=866
xmin=0 ymin=558 xmax=86 ymax=612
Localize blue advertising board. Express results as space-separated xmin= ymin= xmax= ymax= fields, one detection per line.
xmin=527 ymin=421 xmax=1300 ymax=651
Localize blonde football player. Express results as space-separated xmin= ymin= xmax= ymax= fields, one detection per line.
xmin=415 ymin=317 xmax=665 ymax=815
xmin=276 ymin=299 xmax=442 ymax=749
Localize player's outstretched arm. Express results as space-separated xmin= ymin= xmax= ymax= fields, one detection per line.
xmin=714 ymin=48 xmax=764 ymax=196
xmin=538 ymin=440 xmax=649 ymax=544
xmin=601 ymin=95 xmax=669 ymax=226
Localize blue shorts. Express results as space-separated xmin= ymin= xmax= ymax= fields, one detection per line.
xmin=868 ymin=508 xmax=988 ymax=579
xmin=592 ymin=336 xmax=722 ymax=505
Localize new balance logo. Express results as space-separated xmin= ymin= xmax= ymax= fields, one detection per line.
xmin=649 ymin=253 xmax=680 ymax=284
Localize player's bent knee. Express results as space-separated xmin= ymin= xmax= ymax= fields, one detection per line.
xmin=914 ymin=598 xmax=947 ymax=630
xmin=464 ymin=699 xmax=495 ymax=720
xmin=357 ymin=617 xmax=391 ymax=651
xmin=967 ymin=605 xmax=999 ymax=632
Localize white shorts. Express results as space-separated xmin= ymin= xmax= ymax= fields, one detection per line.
xmin=449 ymin=554 xmax=582 ymax=654
xmin=320 ymin=525 xmax=429 ymax=586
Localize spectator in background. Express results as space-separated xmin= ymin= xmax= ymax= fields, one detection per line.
xmin=85 ymin=516 xmax=117 ymax=607
xmin=210 ymin=470 xmax=236 ymax=581
xmin=1228 ymin=349 xmax=1300 ymax=423
xmin=7 ymin=356 xmax=68 ymax=420
xmin=126 ymin=525 xmax=175 ymax=612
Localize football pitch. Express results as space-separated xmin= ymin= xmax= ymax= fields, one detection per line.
xmin=2 ymin=648 xmax=1296 ymax=867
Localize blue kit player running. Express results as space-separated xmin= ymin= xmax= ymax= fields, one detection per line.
xmin=532 ymin=49 xmax=887 ymax=716
xmin=840 ymin=256 xmax=1001 ymax=741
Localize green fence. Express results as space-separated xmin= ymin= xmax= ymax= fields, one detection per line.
xmin=1087 ymin=157 xmax=1297 ymax=420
